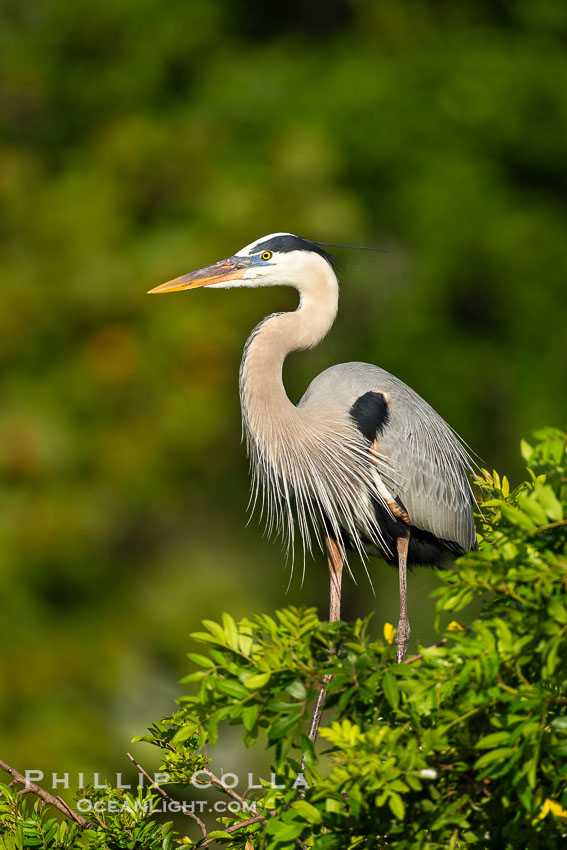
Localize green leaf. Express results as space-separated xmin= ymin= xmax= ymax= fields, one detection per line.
xmin=292 ymin=800 xmax=323 ymax=823
xmin=191 ymin=631 xmax=223 ymax=646
xmin=388 ymin=792 xmax=405 ymax=819
xmin=475 ymin=731 xmax=514 ymax=749
xmin=313 ymin=836 xmax=342 ymax=850
xmin=517 ymin=494 xmax=547 ymax=525
xmin=512 ymin=771 xmax=533 ymax=811
xmin=216 ymin=679 xmax=249 ymax=699
xmin=270 ymin=823 xmax=304 ymax=843
xmin=286 ymin=680 xmax=307 ymax=700
xmin=171 ymin=723 xmax=198 ymax=743
xmin=474 ymin=747 xmax=514 ymax=769
xmin=520 ymin=439 xmax=533 ymax=461
xmin=325 ymin=797 xmax=344 ymax=814
xmin=179 ymin=671 xmax=206 ymax=683
xmin=244 ymin=672 xmax=271 ymax=689
xmin=533 ymin=484 xmax=563 ymax=522
xmin=382 ymin=671 xmax=399 ymax=710
xmin=187 ymin=653 xmax=215 ymax=668
xmin=500 ymin=504 xmax=536 ymax=532
xmin=547 ymin=598 xmax=567 ymax=624
xmin=268 ymin=708 xmax=302 ymax=741
xmin=242 ymin=703 xmax=259 ymax=731
xmin=201 ymin=620 xmax=226 ymax=639
xmin=222 ymin=612 xmax=239 ymax=649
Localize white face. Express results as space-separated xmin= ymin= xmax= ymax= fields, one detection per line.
xmin=208 ymin=232 xmax=333 ymax=289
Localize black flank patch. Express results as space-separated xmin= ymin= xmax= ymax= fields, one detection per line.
xmin=349 ymin=391 xmax=390 ymax=442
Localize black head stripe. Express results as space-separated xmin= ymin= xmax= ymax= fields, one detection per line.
xmin=252 ymin=235 xmax=338 ymax=269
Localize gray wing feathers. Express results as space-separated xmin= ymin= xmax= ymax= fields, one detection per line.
xmin=299 ymin=362 xmax=477 ymax=551
xmin=383 ymin=428 xmax=476 ymax=550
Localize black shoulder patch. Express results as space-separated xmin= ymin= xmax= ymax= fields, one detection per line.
xmin=349 ymin=391 xmax=390 ymax=441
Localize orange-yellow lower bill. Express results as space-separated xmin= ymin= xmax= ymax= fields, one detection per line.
xmin=148 ymin=258 xmax=245 ymax=293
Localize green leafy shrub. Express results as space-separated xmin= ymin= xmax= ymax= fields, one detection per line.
xmin=1 ymin=428 xmax=566 ymax=848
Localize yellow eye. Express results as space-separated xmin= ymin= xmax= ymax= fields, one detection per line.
xmin=261 ymin=251 xmax=272 ymax=261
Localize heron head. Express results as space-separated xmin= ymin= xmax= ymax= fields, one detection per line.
xmin=148 ymin=233 xmax=336 ymax=294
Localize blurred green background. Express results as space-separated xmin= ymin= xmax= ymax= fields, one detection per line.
xmin=1 ymin=0 xmax=566 ymax=795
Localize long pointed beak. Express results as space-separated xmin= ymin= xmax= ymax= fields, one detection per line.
xmin=148 ymin=257 xmax=247 ymax=294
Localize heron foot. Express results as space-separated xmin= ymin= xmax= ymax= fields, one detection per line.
xmin=395 ymin=616 xmax=411 ymax=663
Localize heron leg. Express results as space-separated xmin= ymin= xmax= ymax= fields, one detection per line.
xmin=306 ymin=536 xmax=344 ymax=744
xmin=327 ymin=536 xmax=344 ymax=623
xmin=395 ymin=533 xmax=411 ymax=663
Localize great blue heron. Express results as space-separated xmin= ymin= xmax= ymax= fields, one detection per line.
xmin=149 ymin=232 xmax=477 ymax=699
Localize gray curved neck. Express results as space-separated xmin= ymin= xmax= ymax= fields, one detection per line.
xmin=238 ymin=263 xmax=385 ymax=559
xmin=239 ymin=265 xmax=339 ymax=428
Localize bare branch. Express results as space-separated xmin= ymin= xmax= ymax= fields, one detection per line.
xmin=195 ymin=768 xmax=247 ymax=806
xmin=126 ymin=752 xmax=206 ymax=838
xmin=0 ymin=758 xmax=93 ymax=829
xmin=176 ymin=766 xmax=308 ymax=845
xmin=535 ymin=519 xmax=567 ymax=533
